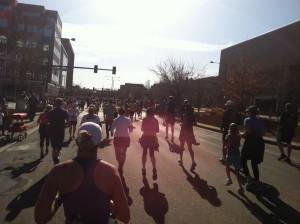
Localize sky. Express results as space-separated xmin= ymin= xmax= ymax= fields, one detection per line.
xmin=18 ymin=0 xmax=300 ymax=90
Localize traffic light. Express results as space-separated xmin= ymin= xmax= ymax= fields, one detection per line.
xmin=112 ymin=66 xmax=116 ymax=75
xmin=94 ymin=65 xmax=98 ymax=73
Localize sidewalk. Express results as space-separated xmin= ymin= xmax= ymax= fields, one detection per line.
xmin=196 ymin=122 xmax=300 ymax=150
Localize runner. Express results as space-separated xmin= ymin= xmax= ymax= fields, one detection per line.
xmin=34 ymin=122 xmax=130 ymax=224
xmin=47 ymin=98 xmax=69 ymax=164
xmin=68 ymin=103 xmax=80 ymax=140
xmin=110 ymin=108 xmax=133 ymax=174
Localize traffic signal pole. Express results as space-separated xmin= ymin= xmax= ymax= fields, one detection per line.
xmin=52 ymin=65 xmax=117 ymax=74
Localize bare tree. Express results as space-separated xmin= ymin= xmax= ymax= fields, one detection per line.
xmin=222 ymin=49 xmax=268 ymax=110
xmin=149 ymin=56 xmax=206 ymax=106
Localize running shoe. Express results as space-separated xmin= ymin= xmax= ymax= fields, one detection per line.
xmin=178 ymin=159 xmax=183 ymax=166
xmin=219 ymin=157 xmax=226 ymax=163
xmin=284 ymin=157 xmax=291 ymax=164
xmin=225 ymin=179 xmax=233 ymax=186
xmin=237 ymin=187 xmax=245 ymax=194
xmin=190 ymin=162 xmax=197 ymax=171
xmin=277 ymin=154 xmax=287 ymax=161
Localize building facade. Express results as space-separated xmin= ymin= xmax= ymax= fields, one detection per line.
xmin=0 ymin=0 xmax=74 ymax=98
xmin=219 ymin=20 xmax=300 ymax=113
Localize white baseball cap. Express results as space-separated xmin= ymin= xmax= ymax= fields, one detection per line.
xmin=78 ymin=122 xmax=102 ymax=146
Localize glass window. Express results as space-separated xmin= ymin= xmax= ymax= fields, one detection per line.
xmin=22 ymin=12 xmax=40 ymax=17
xmin=17 ymin=24 xmax=25 ymax=31
xmin=43 ymin=58 xmax=49 ymax=65
xmin=44 ymin=28 xmax=52 ymax=37
xmin=25 ymin=41 xmax=37 ymax=48
xmin=43 ymin=44 xmax=50 ymax=52
xmin=0 ymin=51 xmax=7 ymax=56
xmin=16 ymin=40 xmax=24 ymax=47
xmin=0 ymin=18 xmax=8 ymax=27
xmin=47 ymin=17 xmax=56 ymax=24
xmin=0 ymin=35 xmax=7 ymax=44
xmin=27 ymin=24 xmax=38 ymax=33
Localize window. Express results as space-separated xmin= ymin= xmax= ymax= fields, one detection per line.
xmin=16 ymin=40 xmax=24 ymax=47
xmin=43 ymin=58 xmax=48 ymax=65
xmin=27 ymin=24 xmax=38 ymax=33
xmin=26 ymin=72 xmax=33 ymax=80
xmin=17 ymin=24 xmax=25 ymax=31
xmin=25 ymin=41 xmax=37 ymax=48
xmin=0 ymin=51 xmax=7 ymax=56
xmin=22 ymin=11 xmax=40 ymax=17
xmin=0 ymin=35 xmax=7 ymax=44
xmin=44 ymin=28 xmax=52 ymax=37
xmin=0 ymin=18 xmax=8 ymax=27
xmin=43 ymin=44 xmax=50 ymax=52
xmin=47 ymin=17 xmax=56 ymax=24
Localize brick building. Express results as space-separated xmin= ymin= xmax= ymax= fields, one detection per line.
xmin=0 ymin=0 xmax=74 ymax=97
xmin=219 ymin=20 xmax=300 ymax=113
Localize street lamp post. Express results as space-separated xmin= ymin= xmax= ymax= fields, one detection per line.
xmin=210 ymin=61 xmax=227 ymax=79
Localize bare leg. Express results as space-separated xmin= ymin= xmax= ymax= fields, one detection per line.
xmin=226 ymin=164 xmax=231 ymax=180
xmin=287 ymin=143 xmax=292 ymax=158
xmin=171 ymin=125 xmax=174 ymax=141
xmin=142 ymin=155 xmax=147 ymax=169
xmin=165 ymin=124 xmax=169 ymax=139
xmin=178 ymin=140 xmax=184 ymax=165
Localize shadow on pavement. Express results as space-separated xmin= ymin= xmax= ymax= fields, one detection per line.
xmin=5 ymin=175 xmax=46 ymax=222
xmin=140 ymin=176 xmax=168 ymax=224
xmin=0 ymin=157 xmax=43 ymax=179
xmin=181 ymin=166 xmax=222 ymax=207
xmin=0 ymin=136 xmax=16 ymax=147
xmin=11 ymin=157 xmax=43 ymax=178
xmin=120 ymin=173 xmax=133 ymax=206
xmin=166 ymin=141 xmax=181 ymax=154
xmin=228 ymin=182 xmax=300 ymax=224
xmin=99 ymin=138 xmax=112 ymax=148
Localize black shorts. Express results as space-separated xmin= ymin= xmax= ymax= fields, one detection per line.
xmin=140 ymin=135 xmax=159 ymax=155
xmin=69 ymin=120 xmax=77 ymax=125
xmin=277 ymin=131 xmax=294 ymax=144
xmin=113 ymin=137 xmax=130 ymax=147
xmin=165 ymin=115 xmax=175 ymax=125
xmin=49 ymin=128 xmax=65 ymax=149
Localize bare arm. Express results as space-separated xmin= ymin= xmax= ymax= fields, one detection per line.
xmin=111 ymin=172 xmax=130 ymax=223
xmin=34 ymin=167 xmax=60 ymax=224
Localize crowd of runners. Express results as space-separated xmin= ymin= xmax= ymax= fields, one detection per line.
xmin=0 ymin=94 xmax=298 ymax=224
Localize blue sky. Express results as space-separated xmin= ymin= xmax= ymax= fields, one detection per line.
xmin=19 ymin=0 xmax=300 ymax=90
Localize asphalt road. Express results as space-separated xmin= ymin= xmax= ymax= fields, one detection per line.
xmin=0 ymin=109 xmax=299 ymax=224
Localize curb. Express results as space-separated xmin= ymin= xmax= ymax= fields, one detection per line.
xmin=195 ymin=123 xmax=300 ymax=150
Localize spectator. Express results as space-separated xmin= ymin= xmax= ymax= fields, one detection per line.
xmin=28 ymin=93 xmax=38 ymax=121
xmin=15 ymin=94 xmax=28 ymax=113
xmin=277 ymin=103 xmax=298 ymax=163
xmin=34 ymin=122 xmax=130 ymax=224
